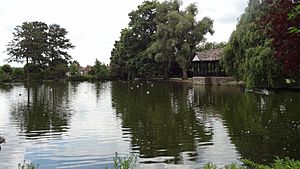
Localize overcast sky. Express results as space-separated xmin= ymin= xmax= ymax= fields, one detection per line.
xmin=0 ymin=0 xmax=248 ymax=67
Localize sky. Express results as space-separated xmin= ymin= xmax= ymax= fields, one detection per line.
xmin=0 ymin=0 xmax=248 ymax=67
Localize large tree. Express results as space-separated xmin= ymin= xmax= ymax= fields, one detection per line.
xmin=147 ymin=0 xmax=213 ymax=79
xmin=174 ymin=4 xmax=214 ymax=79
xmin=110 ymin=1 xmax=159 ymax=80
xmin=111 ymin=0 xmax=213 ymax=80
xmin=260 ymin=0 xmax=300 ymax=80
xmin=6 ymin=21 xmax=74 ymax=73
xmin=6 ymin=21 xmax=49 ymax=67
xmin=47 ymin=24 xmax=74 ymax=66
xmin=222 ymin=0 xmax=284 ymax=88
xmin=146 ymin=0 xmax=180 ymax=79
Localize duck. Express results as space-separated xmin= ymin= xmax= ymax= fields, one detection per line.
xmin=0 ymin=135 xmax=5 ymax=144
xmin=0 ymin=135 xmax=6 ymax=151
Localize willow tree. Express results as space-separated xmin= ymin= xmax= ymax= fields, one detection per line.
xmin=147 ymin=0 xmax=213 ymax=79
xmin=222 ymin=0 xmax=284 ymax=88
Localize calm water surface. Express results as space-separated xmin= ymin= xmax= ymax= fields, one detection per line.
xmin=0 ymin=81 xmax=299 ymax=169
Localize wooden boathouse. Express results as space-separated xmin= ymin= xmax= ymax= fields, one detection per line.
xmin=192 ymin=48 xmax=235 ymax=85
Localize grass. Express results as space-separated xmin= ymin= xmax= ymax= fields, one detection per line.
xmin=18 ymin=157 xmax=300 ymax=169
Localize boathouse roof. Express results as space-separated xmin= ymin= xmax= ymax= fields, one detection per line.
xmin=192 ymin=48 xmax=224 ymax=62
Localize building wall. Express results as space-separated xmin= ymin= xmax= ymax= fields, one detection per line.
xmin=193 ymin=77 xmax=240 ymax=86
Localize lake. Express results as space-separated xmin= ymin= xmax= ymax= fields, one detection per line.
xmin=0 ymin=81 xmax=299 ymax=169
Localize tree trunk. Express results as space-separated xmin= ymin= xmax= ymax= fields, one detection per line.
xmin=163 ymin=61 xmax=170 ymax=80
xmin=26 ymin=56 xmax=29 ymax=82
xmin=182 ymin=67 xmax=188 ymax=80
xmin=163 ymin=67 xmax=169 ymax=80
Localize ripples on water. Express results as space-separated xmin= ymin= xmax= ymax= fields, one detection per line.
xmin=0 ymin=81 xmax=299 ymax=169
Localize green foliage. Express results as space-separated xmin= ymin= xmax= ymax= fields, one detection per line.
xmin=0 ymin=66 xmax=25 ymax=83
xmin=243 ymin=157 xmax=300 ymax=169
xmin=204 ymin=163 xmax=218 ymax=169
xmin=93 ymin=59 xmax=109 ymax=80
xmin=0 ymin=68 xmax=11 ymax=83
xmin=5 ymin=21 xmax=74 ymax=80
xmin=15 ymin=157 xmax=300 ymax=169
xmin=288 ymin=3 xmax=300 ymax=33
xmin=67 ymin=74 xmax=94 ymax=82
xmin=204 ymin=163 xmax=246 ymax=169
xmin=69 ymin=63 xmax=80 ymax=76
xmin=1 ymin=64 xmax=13 ymax=75
xmin=222 ymin=0 xmax=284 ymax=88
xmin=148 ymin=0 xmax=214 ymax=79
xmin=110 ymin=1 xmax=159 ymax=80
xmin=110 ymin=0 xmax=213 ymax=80
xmin=18 ymin=161 xmax=39 ymax=169
xmin=112 ymin=153 xmax=137 ymax=169
xmin=197 ymin=42 xmax=227 ymax=52
xmin=203 ymin=158 xmax=300 ymax=169
xmin=44 ymin=63 xmax=69 ymax=80
xmin=12 ymin=68 xmax=24 ymax=79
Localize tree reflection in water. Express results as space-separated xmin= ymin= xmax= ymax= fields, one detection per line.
xmin=111 ymin=82 xmax=212 ymax=164
xmin=9 ymin=81 xmax=72 ymax=140
xmin=220 ymin=90 xmax=300 ymax=163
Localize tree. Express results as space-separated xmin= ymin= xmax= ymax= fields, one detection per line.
xmin=110 ymin=1 xmax=159 ymax=80
xmin=197 ymin=42 xmax=226 ymax=52
xmin=0 ymin=68 xmax=11 ymax=83
xmin=222 ymin=0 xmax=284 ymax=88
xmin=69 ymin=62 xmax=80 ymax=76
xmin=6 ymin=21 xmax=49 ymax=69
xmin=48 ymin=24 xmax=74 ymax=66
xmin=110 ymin=28 xmax=135 ymax=79
xmin=6 ymin=21 xmax=74 ymax=79
xmin=93 ymin=59 xmax=109 ymax=79
xmin=261 ymin=0 xmax=300 ymax=79
xmin=110 ymin=0 xmax=213 ymax=80
xmin=146 ymin=0 xmax=181 ymax=79
xmin=147 ymin=1 xmax=213 ymax=79
xmin=1 ymin=64 xmax=13 ymax=75
xmin=288 ymin=3 xmax=300 ymax=33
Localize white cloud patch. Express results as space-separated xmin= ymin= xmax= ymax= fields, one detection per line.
xmin=0 ymin=0 xmax=248 ymax=66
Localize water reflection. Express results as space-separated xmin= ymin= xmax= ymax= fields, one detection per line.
xmin=0 ymin=82 xmax=299 ymax=168
xmin=111 ymin=82 xmax=241 ymax=167
xmin=220 ymin=90 xmax=300 ymax=163
xmin=9 ymin=81 xmax=72 ymax=140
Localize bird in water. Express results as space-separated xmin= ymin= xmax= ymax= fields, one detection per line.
xmin=0 ymin=136 xmax=5 ymax=144
xmin=0 ymin=135 xmax=6 ymax=151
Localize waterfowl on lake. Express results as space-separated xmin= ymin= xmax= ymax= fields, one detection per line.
xmin=0 ymin=136 xmax=5 ymax=144
xmin=0 ymin=136 xmax=6 ymax=150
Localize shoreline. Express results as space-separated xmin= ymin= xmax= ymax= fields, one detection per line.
xmin=1 ymin=78 xmax=300 ymax=91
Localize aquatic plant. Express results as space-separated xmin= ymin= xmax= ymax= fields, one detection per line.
xmin=111 ymin=152 xmax=137 ymax=169
xmin=17 ymin=156 xmax=300 ymax=169
xmin=243 ymin=157 xmax=300 ymax=169
xmin=18 ymin=161 xmax=39 ymax=169
xmin=203 ymin=158 xmax=300 ymax=169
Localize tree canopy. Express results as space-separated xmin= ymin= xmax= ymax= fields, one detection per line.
xmin=221 ymin=0 xmax=300 ymax=88
xmin=6 ymin=21 xmax=74 ymax=71
xmin=260 ymin=0 xmax=300 ymax=79
xmin=110 ymin=0 xmax=214 ymax=80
